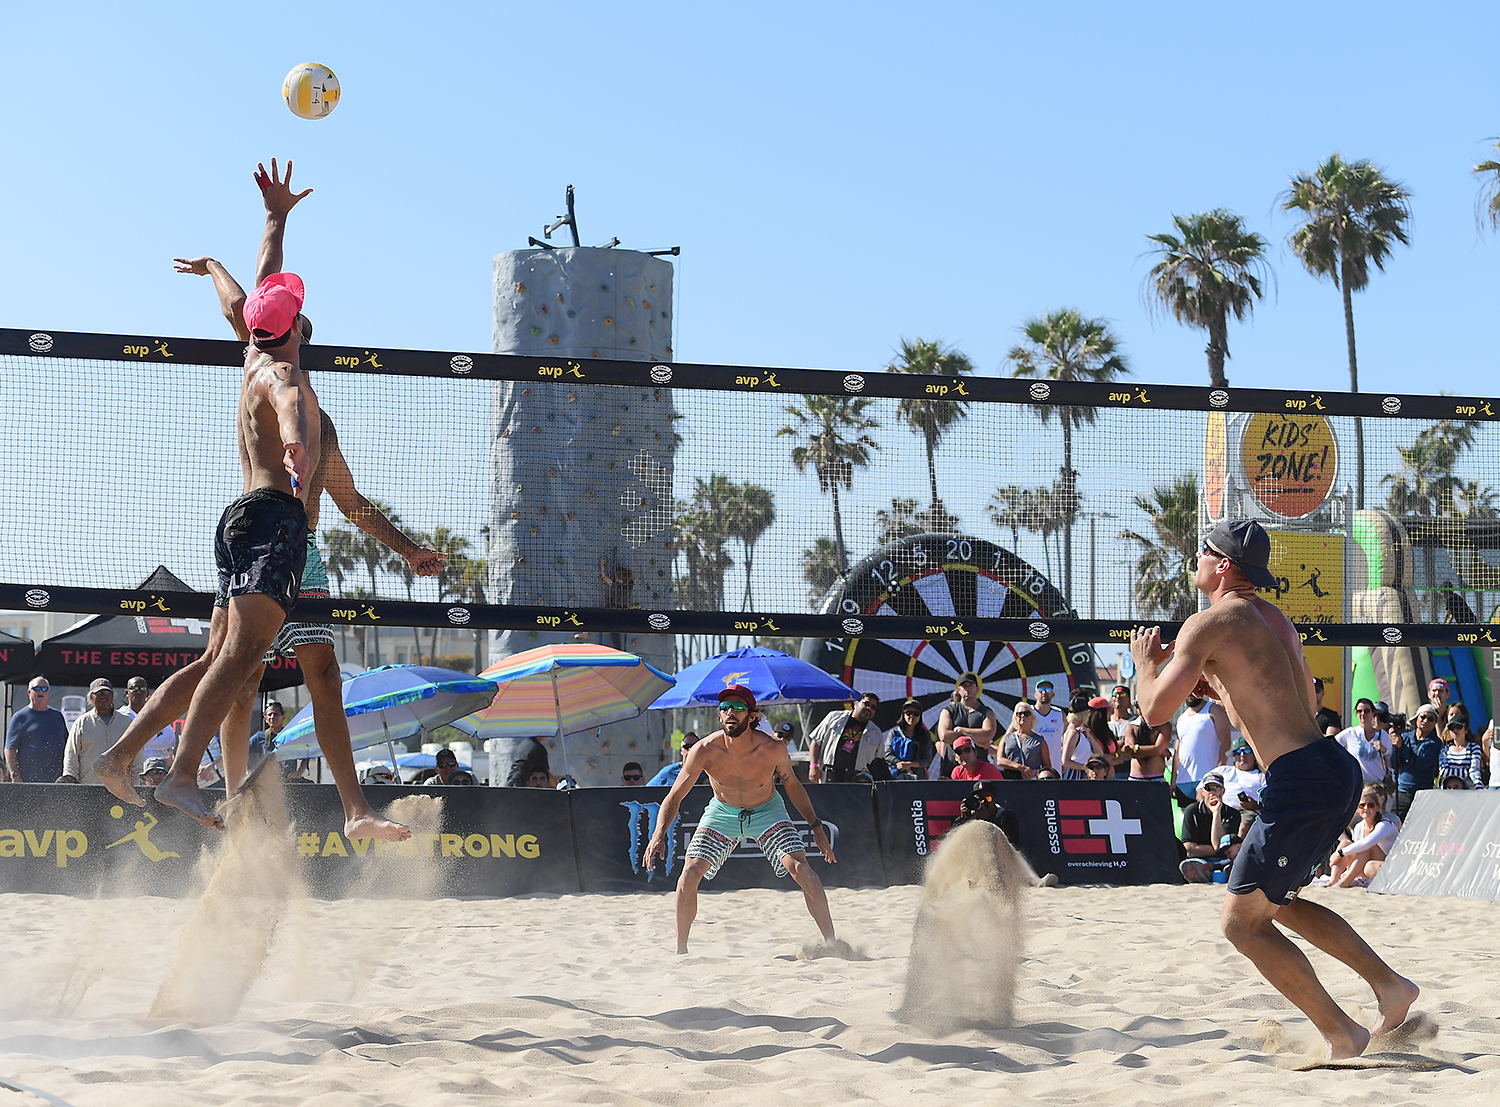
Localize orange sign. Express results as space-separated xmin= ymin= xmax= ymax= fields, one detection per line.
xmin=1204 ymin=412 xmax=1226 ymax=519
xmin=1241 ymin=413 xmax=1338 ymax=518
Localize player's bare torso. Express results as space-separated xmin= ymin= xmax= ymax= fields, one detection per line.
xmin=693 ymin=729 xmax=793 ymax=809
xmin=1193 ymin=593 xmax=1320 ymax=769
xmin=237 ymin=349 xmax=321 ymax=497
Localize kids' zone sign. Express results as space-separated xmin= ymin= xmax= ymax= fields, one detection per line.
xmin=1241 ymin=413 xmax=1338 ymax=519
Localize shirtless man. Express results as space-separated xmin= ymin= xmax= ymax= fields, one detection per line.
xmin=644 ymin=685 xmax=837 ymax=954
xmin=96 ymin=160 xmax=431 ymax=841
xmin=1131 ymin=519 xmax=1417 ymax=1060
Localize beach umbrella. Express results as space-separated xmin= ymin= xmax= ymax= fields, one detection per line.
xmin=272 ymin=665 xmax=499 ymax=767
xmin=446 ymin=643 xmax=674 ymax=778
xmin=650 ymin=646 xmax=857 ymax=708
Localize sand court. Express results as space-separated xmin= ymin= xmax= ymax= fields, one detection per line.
xmin=1 ymin=874 xmax=1493 ymax=1106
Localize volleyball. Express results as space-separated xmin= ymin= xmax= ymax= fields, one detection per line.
xmin=282 ymin=63 xmax=340 ymax=120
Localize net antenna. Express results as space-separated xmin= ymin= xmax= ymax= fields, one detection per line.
xmin=544 ymin=184 xmax=582 ymax=247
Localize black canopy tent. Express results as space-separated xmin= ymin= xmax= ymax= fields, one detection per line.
xmin=35 ymin=566 xmax=302 ymax=690
xmin=0 ymin=628 xmax=35 ymax=679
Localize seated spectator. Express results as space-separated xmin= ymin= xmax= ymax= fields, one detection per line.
xmin=54 ymin=773 xmax=80 ymax=784
xmin=950 ymin=736 xmax=1002 ymax=781
xmin=621 ymin=762 xmax=645 ymax=786
xmin=526 ymin=767 xmax=553 ymax=788
xmin=1389 ymin=704 xmax=1442 ymax=818
xmin=1441 ymin=772 xmax=1469 ymax=790
xmin=996 ymin=703 xmax=1051 ymax=780
xmin=361 ymin=765 xmax=396 ymax=785
xmin=648 ymin=732 xmax=700 ymax=786
xmin=1219 ymin=741 xmax=1266 ymax=818
xmin=1084 ymin=754 xmax=1111 ymax=780
xmin=139 ymin=757 xmax=170 ymax=787
xmin=448 ymin=769 xmax=477 ymax=786
xmin=1036 ymin=768 xmax=1061 ymax=781
xmin=808 ymin=692 xmax=883 ymax=783
xmin=1178 ymin=771 xmax=1242 ymax=883
xmin=1439 ymin=718 xmax=1484 ymax=790
xmin=882 ymin=699 xmax=937 ymax=780
xmin=492 ymin=736 xmax=551 ymax=788
xmin=1060 ymin=697 xmax=1108 ymax=780
xmin=1318 ymin=785 xmax=1398 ymax=888
xmin=431 ymin=748 xmax=464 ymax=785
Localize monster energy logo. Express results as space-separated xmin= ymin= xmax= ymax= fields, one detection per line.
xmin=620 ymin=800 xmax=679 ymax=882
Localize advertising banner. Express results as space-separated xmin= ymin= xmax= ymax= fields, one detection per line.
xmin=1369 ymin=790 xmax=1500 ymax=902
xmin=0 ymin=783 xmax=580 ymax=898
xmin=874 ymin=780 xmax=1181 ymax=886
xmin=573 ymin=784 xmax=885 ymax=893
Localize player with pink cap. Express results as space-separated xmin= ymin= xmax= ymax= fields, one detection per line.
xmin=243 ymin=271 xmax=307 ymax=350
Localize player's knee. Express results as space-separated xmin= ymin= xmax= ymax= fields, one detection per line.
xmin=1220 ymin=900 xmax=1263 ymax=948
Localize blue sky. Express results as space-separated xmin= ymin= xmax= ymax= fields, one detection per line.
xmin=6 ymin=1 xmax=1500 ymax=395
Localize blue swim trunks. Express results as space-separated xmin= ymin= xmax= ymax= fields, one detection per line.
xmin=685 ymin=794 xmax=808 ymax=880
xmin=1228 ymin=738 xmax=1361 ymax=905
xmin=213 ymin=489 xmax=308 ymax=615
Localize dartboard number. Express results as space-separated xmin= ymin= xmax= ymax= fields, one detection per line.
xmin=1071 ymin=647 xmax=1093 ymax=667
xmin=945 ymin=538 xmax=974 ymax=562
xmin=841 ymin=598 xmax=860 ymax=614
xmin=869 ymin=559 xmax=900 ymax=589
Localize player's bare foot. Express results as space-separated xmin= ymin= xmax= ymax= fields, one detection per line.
xmin=345 ymin=811 xmax=411 ymax=841
xmin=155 ymin=777 xmax=225 ymax=830
xmin=93 ymin=750 xmax=147 ymax=807
xmin=1370 ymin=975 xmax=1420 ymax=1038
xmin=676 ymin=944 xmax=689 ymax=955
xmin=1326 ymin=1021 xmax=1371 ymax=1061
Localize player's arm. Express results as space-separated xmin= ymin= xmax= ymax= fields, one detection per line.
xmin=268 ymin=364 xmax=311 ymax=494
xmin=1209 ymin=703 xmax=1233 ymax=764
xmin=320 ymin=425 xmax=445 ymax=575
xmin=173 ymin=258 xmax=252 ymax=341
xmin=643 ymin=743 xmax=708 ymax=869
xmin=1132 ymin=619 xmax=1214 ymax=727
xmin=776 ymin=746 xmax=835 ymax=862
xmin=253 ymin=158 xmax=312 ymax=286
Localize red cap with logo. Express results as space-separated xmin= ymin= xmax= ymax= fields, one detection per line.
xmin=719 ymin=685 xmax=756 ymax=712
xmin=243 ymin=272 xmax=306 ymax=344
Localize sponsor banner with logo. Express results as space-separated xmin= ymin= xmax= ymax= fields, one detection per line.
xmin=571 ymin=784 xmax=885 ymax=893
xmin=0 ymin=783 xmax=579 ymax=898
xmin=874 ymin=781 xmax=1181 ymax=886
xmin=1369 ymin=790 xmax=1500 ymax=902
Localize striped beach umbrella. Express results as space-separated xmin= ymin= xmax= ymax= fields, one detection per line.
xmin=447 ymin=643 xmax=675 ymax=778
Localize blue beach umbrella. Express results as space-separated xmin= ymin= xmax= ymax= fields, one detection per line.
xmin=651 ymin=647 xmax=857 ymax=708
xmin=273 ymin=665 xmax=499 ymax=764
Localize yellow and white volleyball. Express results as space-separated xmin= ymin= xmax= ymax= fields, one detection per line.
xmin=283 ymin=63 xmax=340 ymax=120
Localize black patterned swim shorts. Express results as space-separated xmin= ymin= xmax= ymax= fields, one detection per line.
xmin=212 ymin=489 xmax=309 ymax=615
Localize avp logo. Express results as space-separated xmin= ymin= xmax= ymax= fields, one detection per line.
xmin=621 ymin=800 xmax=678 ymax=881
xmin=1045 ymin=798 xmax=1142 ymax=857
xmin=106 ymin=806 xmax=179 ymax=863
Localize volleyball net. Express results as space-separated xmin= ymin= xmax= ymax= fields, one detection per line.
xmin=3 ymin=324 xmax=1499 ymax=652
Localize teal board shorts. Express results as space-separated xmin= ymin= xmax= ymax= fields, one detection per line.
xmin=685 ymin=793 xmax=808 ymax=880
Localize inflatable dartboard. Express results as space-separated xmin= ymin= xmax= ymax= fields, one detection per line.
xmin=800 ymin=533 xmax=1098 ymax=732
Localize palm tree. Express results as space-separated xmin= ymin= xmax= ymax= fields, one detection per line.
xmin=725 ymin=482 xmax=775 ymax=610
xmin=887 ymin=337 xmax=974 ymax=524
xmin=801 ymin=538 xmax=843 ymax=605
xmin=1282 ymin=154 xmax=1412 ymax=508
xmin=1473 ymin=139 xmax=1500 ymax=231
xmin=426 ymin=527 xmax=472 ymax=670
xmin=987 ymin=485 xmax=1030 ymax=552
xmin=321 ymin=528 xmax=359 ymax=665
xmin=386 ymin=532 xmax=428 ymax=665
xmin=777 ymin=396 xmax=880 ymax=576
xmin=1144 ymin=210 xmax=1270 ymax=389
xmin=1118 ymin=474 xmax=1200 ymax=621
xmin=876 ymin=497 xmax=922 ymax=544
xmin=1007 ymin=309 xmax=1130 ymax=611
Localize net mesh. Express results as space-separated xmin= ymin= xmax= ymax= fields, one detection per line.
xmin=3 ymin=337 xmax=1499 ymax=648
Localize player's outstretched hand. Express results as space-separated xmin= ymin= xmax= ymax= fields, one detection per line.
xmin=812 ymin=825 xmax=836 ymax=864
xmin=408 ymin=547 xmax=447 ymax=577
xmin=255 ymin=158 xmax=313 ymax=218
xmin=643 ymin=832 xmax=667 ymax=872
xmin=173 ymin=256 xmax=213 ymax=276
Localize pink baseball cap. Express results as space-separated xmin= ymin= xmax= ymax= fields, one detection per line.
xmin=243 ymin=272 xmax=306 ymax=344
